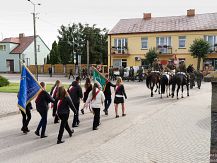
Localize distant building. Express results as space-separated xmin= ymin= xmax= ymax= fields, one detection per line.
xmin=0 ymin=33 xmax=50 ymax=72
xmin=108 ymin=9 xmax=217 ymax=70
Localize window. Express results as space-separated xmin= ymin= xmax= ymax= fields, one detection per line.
xmin=179 ymin=36 xmax=186 ymax=48
xmin=156 ymin=36 xmax=171 ymax=53
xmin=0 ymin=45 xmax=6 ymax=51
xmin=114 ymin=38 xmax=128 ymax=54
xmin=204 ymin=35 xmax=217 ymax=51
xmin=37 ymin=45 xmax=40 ymax=52
xmin=141 ymin=37 xmax=148 ymax=49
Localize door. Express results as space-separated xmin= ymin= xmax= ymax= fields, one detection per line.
xmin=6 ymin=60 xmax=14 ymax=72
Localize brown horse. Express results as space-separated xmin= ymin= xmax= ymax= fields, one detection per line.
xmin=146 ymin=72 xmax=161 ymax=97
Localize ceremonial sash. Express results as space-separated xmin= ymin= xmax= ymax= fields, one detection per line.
xmin=91 ymin=90 xmax=100 ymax=101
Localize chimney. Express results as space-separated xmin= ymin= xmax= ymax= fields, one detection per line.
xmin=19 ymin=33 xmax=25 ymax=38
xmin=143 ymin=13 xmax=151 ymax=20
xmin=187 ymin=9 xmax=195 ymax=17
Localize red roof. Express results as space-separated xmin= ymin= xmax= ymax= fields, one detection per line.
xmin=0 ymin=36 xmax=34 ymax=54
xmin=109 ymin=12 xmax=217 ymax=35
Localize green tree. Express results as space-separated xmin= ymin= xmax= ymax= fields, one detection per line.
xmin=49 ymin=41 xmax=60 ymax=64
xmin=46 ymin=55 xmax=50 ymax=64
xmin=145 ymin=48 xmax=158 ymax=65
xmin=189 ymin=38 xmax=210 ymax=70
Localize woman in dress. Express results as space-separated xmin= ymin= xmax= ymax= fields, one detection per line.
xmin=114 ymin=77 xmax=127 ymax=118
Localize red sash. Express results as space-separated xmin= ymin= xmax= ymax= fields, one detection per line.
xmin=91 ymin=90 xmax=100 ymax=101
xmin=68 ymin=86 xmax=74 ymax=93
xmin=57 ymin=99 xmax=63 ymax=110
xmin=115 ymin=86 xmax=120 ymax=94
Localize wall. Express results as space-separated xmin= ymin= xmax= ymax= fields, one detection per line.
xmin=0 ymin=43 xmax=20 ymax=72
xmin=108 ymin=31 xmax=217 ymax=69
xmin=23 ymin=36 xmax=50 ymax=65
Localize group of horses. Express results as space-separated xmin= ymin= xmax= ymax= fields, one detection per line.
xmin=146 ymin=70 xmax=190 ymax=99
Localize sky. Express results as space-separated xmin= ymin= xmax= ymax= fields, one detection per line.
xmin=0 ymin=0 xmax=217 ymax=48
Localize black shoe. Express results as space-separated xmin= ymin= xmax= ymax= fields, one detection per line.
xmin=54 ymin=120 xmax=59 ymax=124
xmin=35 ymin=131 xmax=40 ymax=136
xmin=41 ymin=135 xmax=48 ymax=138
xmin=93 ymin=127 xmax=98 ymax=130
xmin=69 ymin=129 xmax=74 ymax=137
xmin=23 ymin=130 xmax=28 ymax=134
xmin=57 ymin=140 xmax=65 ymax=144
xmin=81 ymin=109 xmax=84 ymax=114
xmin=72 ymin=125 xmax=78 ymax=128
xmin=103 ymin=109 xmax=106 ymax=113
xmin=122 ymin=114 xmax=126 ymax=117
xmin=105 ymin=111 xmax=108 ymax=115
xmin=115 ymin=115 xmax=119 ymax=118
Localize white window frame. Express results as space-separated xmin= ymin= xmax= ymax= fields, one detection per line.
xmin=204 ymin=35 xmax=217 ymax=51
xmin=114 ymin=38 xmax=128 ymax=53
xmin=179 ymin=36 xmax=186 ymax=48
xmin=141 ymin=37 xmax=148 ymax=49
xmin=0 ymin=45 xmax=6 ymax=51
xmin=156 ymin=36 xmax=171 ymax=53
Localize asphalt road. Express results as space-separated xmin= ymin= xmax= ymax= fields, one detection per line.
xmin=0 ymin=81 xmax=211 ymax=163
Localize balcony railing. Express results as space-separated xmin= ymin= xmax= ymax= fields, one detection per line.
xmin=157 ymin=45 xmax=172 ymax=54
xmin=111 ymin=46 xmax=128 ymax=55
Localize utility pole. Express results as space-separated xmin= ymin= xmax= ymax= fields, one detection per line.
xmin=28 ymin=0 xmax=41 ymax=80
xmin=87 ymin=40 xmax=90 ymax=75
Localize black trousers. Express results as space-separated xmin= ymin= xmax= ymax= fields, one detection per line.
xmin=72 ymin=103 xmax=80 ymax=126
xmin=92 ymin=108 xmax=100 ymax=129
xmin=20 ymin=108 xmax=31 ymax=130
xmin=36 ymin=111 xmax=48 ymax=136
xmin=58 ymin=113 xmax=71 ymax=141
xmin=104 ymin=98 xmax=112 ymax=112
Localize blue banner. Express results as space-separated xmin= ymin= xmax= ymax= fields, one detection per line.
xmin=18 ymin=65 xmax=41 ymax=112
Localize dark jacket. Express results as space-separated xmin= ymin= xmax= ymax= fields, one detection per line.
xmin=115 ymin=85 xmax=127 ymax=99
xmin=83 ymin=84 xmax=92 ymax=102
xmin=35 ymin=90 xmax=55 ymax=113
xmin=104 ymin=81 xmax=115 ymax=98
xmin=57 ymin=96 xmax=77 ymax=115
xmin=68 ymin=81 xmax=83 ymax=104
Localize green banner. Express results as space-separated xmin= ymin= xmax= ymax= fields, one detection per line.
xmin=93 ymin=67 xmax=106 ymax=91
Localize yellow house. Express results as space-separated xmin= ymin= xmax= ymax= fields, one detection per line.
xmin=108 ymin=9 xmax=217 ymax=70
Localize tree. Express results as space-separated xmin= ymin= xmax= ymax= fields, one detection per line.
xmin=57 ymin=23 xmax=108 ymax=65
xmin=189 ymin=38 xmax=210 ymax=70
xmin=49 ymin=41 xmax=60 ymax=64
xmin=145 ymin=48 xmax=158 ymax=65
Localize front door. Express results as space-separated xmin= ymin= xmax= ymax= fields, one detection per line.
xmin=6 ymin=60 xmax=14 ymax=72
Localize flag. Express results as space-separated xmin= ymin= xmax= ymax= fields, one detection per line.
xmin=18 ymin=65 xmax=42 ymax=113
xmin=92 ymin=66 xmax=107 ymax=91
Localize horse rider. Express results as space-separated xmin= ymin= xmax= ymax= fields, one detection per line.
xmin=152 ymin=58 xmax=162 ymax=73
xmin=176 ymin=60 xmax=188 ymax=79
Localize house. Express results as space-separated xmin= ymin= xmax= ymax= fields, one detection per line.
xmin=0 ymin=33 xmax=50 ymax=72
xmin=108 ymin=9 xmax=217 ymax=70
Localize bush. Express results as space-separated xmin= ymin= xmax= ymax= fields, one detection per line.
xmin=0 ymin=76 xmax=10 ymax=87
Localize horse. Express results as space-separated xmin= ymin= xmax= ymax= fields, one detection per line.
xmin=160 ymin=72 xmax=173 ymax=98
xmin=171 ymin=72 xmax=189 ymax=99
xmin=146 ymin=71 xmax=161 ymax=97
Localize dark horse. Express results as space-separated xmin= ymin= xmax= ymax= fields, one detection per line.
xmin=160 ymin=73 xmax=173 ymax=98
xmin=171 ymin=73 xmax=189 ymax=99
xmin=146 ymin=72 xmax=161 ymax=97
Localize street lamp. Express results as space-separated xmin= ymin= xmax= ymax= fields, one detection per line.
xmin=27 ymin=0 xmax=41 ymax=80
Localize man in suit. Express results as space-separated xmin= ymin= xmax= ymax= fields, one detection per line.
xmin=68 ymin=76 xmax=83 ymax=127
xmin=35 ymin=82 xmax=55 ymax=138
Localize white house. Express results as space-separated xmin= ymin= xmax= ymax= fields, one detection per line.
xmin=0 ymin=33 xmax=50 ymax=72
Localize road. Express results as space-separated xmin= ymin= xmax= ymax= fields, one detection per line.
xmin=0 ymin=80 xmax=211 ymax=163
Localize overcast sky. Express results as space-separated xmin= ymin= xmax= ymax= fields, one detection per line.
xmin=0 ymin=0 xmax=217 ymax=48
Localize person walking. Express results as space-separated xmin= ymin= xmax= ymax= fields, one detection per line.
xmin=68 ymin=69 xmax=74 ymax=80
xmin=114 ymin=77 xmax=127 ymax=118
xmin=85 ymin=83 xmax=105 ymax=130
xmin=68 ymin=76 xmax=83 ymax=128
xmin=56 ymin=86 xmax=77 ymax=144
xmin=81 ymin=77 xmax=92 ymax=114
xmin=20 ymin=102 xmax=32 ymax=134
xmin=35 ymin=82 xmax=55 ymax=138
xmin=50 ymin=80 xmax=61 ymax=123
xmin=103 ymin=74 xmax=116 ymax=115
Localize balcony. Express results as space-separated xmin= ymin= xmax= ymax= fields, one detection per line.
xmin=111 ymin=46 xmax=129 ymax=56
xmin=157 ymin=45 xmax=173 ymax=55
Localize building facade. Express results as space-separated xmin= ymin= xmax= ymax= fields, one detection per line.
xmin=108 ymin=10 xmax=217 ymax=70
xmin=0 ymin=33 xmax=50 ymax=72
